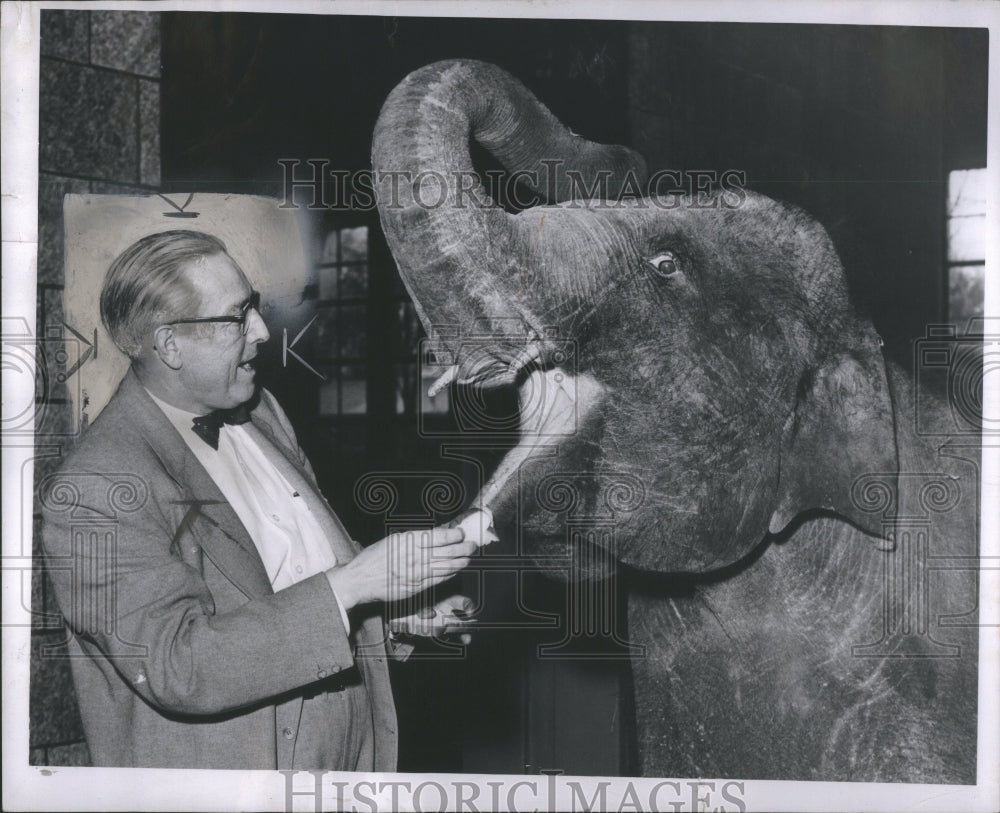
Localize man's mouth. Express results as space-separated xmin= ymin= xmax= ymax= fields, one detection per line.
xmin=238 ymin=357 xmax=257 ymax=372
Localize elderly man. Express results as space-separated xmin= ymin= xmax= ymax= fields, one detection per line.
xmin=41 ymin=229 xmax=484 ymax=770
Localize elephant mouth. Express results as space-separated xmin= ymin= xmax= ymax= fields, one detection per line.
xmin=428 ymin=337 xmax=547 ymax=394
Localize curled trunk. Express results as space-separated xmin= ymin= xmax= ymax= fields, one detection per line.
xmin=372 ymin=59 xmax=646 ymax=385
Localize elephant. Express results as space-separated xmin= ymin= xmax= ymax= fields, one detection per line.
xmin=371 ymin=59 xmax=980 ymax=783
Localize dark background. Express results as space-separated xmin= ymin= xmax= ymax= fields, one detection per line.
xmin=33 ymin=11 xmax=988 ymax=774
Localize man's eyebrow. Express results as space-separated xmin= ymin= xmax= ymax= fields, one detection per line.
xmin=225 ymin=292 xmax=253 ymax=314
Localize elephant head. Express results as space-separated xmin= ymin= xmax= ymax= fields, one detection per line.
xmin=372 ymin=60 xmax=898 ymax=574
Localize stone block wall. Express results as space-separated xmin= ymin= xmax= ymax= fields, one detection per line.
xmin=31 ymin=9 xmax=161 ymax=766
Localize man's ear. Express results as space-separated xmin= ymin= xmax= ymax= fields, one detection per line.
xmin=152 ymin=325 xmax=183 ymax=370
xmin=769 ymin=333 xmax=898 ymax=539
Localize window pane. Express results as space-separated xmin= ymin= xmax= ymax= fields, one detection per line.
xmin=395 ymin=363 xmax=418 ymax=415
xmin=947 ymin=214 xmax=986 ymax=263
xmin=339 ymin=263 xmax=368 ymax=298
xmin=341 ymin=365 xmax=367 ymax=414
xmin=947 ymin=168 xmax=986 ymax=263
xmin=947 ymin=168 xmax=986 ymax=218
xmin=315 ymin=308 xmax=339 ymax=360
xmin=339 ymin=226 xmax=368 ymax=261
xmin=948 ymin=265 xmax=985 ymax=327
xmin=318 ymin=266 xmax=338 ymax=301
xmin=320 ymin=230 xmax=339 ymax=263
xmin=421 ymin=362 xmax=450 ymax=415
xmin=393 ymin=301 xmax=421 ymax=358
xmin=339 ymin=305 xmax=367 ymax=358
xmin=394 ymin=360 xmax=450 ymax=416
xmin=319 ymin=379 xmax=339 ymax=415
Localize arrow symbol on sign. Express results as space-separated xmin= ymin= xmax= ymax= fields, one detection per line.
xmin=283 ymin=315 xmax=326 ymax=381
xmin=159 ymin=193 xmax=200 ymax=218
xmin=60 ymin=323 xmax=98 ymax=381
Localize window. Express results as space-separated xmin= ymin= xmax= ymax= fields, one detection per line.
xmin=316 ymin=225 xmax=369 ymax=415
xmin=312 ymin=223 xmax=448 ymax=419
xmin=392 ymin=304 xmax=450 ymax=416
xmin=946 ymin=168 xmax=986 ymax=327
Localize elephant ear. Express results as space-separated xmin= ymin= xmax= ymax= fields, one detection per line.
xmin=768 ymin=333 xmax=898 ymax=539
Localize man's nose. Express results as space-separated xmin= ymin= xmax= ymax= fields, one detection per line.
xmin=246 ymin=307 xmax=270 ymax=343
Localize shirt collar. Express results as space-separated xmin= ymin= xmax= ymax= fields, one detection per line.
xmin=144 ymin=388 xmax=206 ymax=439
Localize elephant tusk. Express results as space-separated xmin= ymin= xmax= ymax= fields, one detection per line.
xmin=428 ymin=365 xmax=458 ymax=397
xmin=509 ymin=341 xmax=543 ymax=376
xmin=428 ymin=341 xmax=543 ymax=397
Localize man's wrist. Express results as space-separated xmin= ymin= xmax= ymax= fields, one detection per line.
xmin=330 ymin=584 xmax=351 ymax=634
xmin=325 ymin=563 xmax=368 ymax=613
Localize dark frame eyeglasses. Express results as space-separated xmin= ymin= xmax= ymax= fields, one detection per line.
xmin=167 ymin=291 xmax=262 ymax=336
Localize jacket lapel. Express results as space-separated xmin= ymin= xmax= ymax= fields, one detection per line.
xmin=119 ymin=372 xmax=273 ymax=599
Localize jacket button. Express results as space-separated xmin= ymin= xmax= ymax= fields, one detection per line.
xmin=317 ymin=669 xmax=327 ymax=678
xmin=282 ymin=727 xmax=294 ymax=739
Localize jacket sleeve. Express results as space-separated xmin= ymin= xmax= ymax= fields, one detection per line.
xmin=41 ymin=466 xmax=359 ymax=717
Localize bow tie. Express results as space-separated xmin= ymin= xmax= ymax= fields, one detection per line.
xmin=191 ymin=403 xmax=252 ymax=449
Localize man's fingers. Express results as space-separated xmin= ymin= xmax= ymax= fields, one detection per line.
xmin=436 ymin=539 xmax=479 ymax=560
xmin=400 ymin=527 xmax=479 ymax=559
xmin=432 ymin=527 xmax=467 ymax=546
xmin=410 ymin=527 xmax=464 ymax=547
xmin=448 ymin=556 xmax=471 ymax=572
xmin=418 ymin=536 xmax=478 ymax=562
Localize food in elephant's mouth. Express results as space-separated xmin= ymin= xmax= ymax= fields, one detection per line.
xmin=455 ymin=508 xmax=500 ymax=547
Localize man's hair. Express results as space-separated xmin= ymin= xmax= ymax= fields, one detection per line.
xmin=100 ymin=230 xmax=230 ymax=358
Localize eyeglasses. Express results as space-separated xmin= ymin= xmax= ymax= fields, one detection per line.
xmin=168 ymin=291 xmax=262 ymax=336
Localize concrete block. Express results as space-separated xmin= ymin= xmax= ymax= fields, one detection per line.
xmin=40 ymin=60 xmax=138 ymax=182
xmin=91 ymin=11 xmax=161 ymax=78
xmin=40 ymin=10 xmax=89 ymax=63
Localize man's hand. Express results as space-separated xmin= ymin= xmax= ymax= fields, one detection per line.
xmin=326 ymin=527 xmax=477 ymax=611
xmin=389 ymin=595 xmax=477 ymax=645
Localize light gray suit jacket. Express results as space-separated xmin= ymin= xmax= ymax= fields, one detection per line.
xmin=40 ymin=370 xmax=401 ymax=769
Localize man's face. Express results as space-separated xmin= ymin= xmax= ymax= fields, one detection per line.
xmin=173 ymin=253 xmax=270 ymax=413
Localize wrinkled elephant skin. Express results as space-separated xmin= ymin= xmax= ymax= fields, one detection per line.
xmin=372 ymin=60 xmax=978 ymax=783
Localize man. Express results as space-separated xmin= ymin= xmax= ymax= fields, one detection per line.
xmin=41 ymin=229 xmax=484 ymax=769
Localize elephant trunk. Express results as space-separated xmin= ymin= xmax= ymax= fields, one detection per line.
xmin=372 ymin=59 xmax=647 ymax=387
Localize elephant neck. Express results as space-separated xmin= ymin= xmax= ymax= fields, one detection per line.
xmin=630 ymin=356 xmax=978 ymax=705
xmin=627 ymin=359 xmax=979 ymax=780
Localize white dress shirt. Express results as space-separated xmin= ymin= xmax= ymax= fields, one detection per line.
xmin=148 ymin=390 xmax=350 ymax=631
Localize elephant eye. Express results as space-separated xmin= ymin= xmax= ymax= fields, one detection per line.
xmin=647 ymin=252 xmax=679 ymax=277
